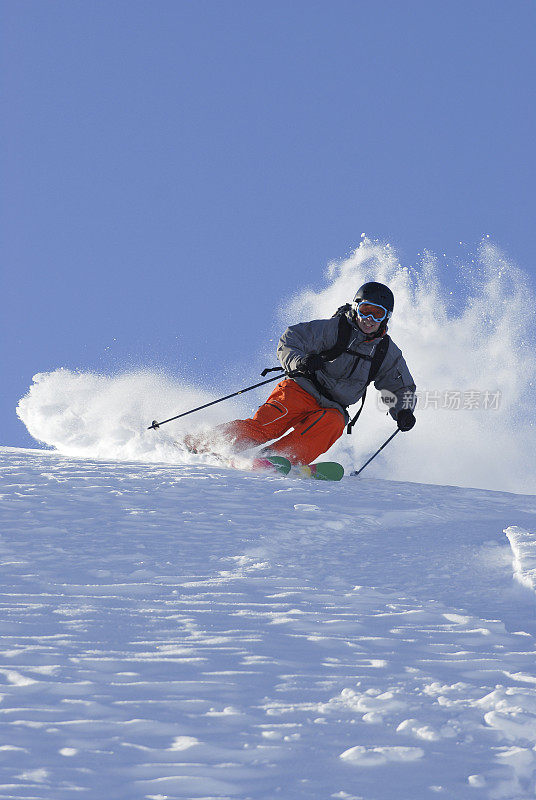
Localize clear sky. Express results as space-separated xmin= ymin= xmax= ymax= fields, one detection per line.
xmin=2 ymin=0 xmax=535 ymax=448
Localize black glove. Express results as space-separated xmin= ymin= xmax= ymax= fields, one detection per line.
xmin=300 ymin=354 xmax=324 ymax=374
xmin=395 ymin=408 xmax=416 ymax=432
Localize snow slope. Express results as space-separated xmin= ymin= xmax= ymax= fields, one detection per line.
xmin=1 ymin=445 xmax=536 ymax=800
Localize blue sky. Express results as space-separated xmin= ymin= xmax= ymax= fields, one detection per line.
xmin=2 ymin=0 xmax=535 ymax=448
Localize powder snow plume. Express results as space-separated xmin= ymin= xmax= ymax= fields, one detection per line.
xmin=16 ymin=369 xmax=247 ymax=464
xmin=277 ymin=236 xmax=536 ymax=494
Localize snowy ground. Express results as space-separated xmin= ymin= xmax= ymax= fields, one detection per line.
xmin=1 ymin=446 xmax=535 ymax=800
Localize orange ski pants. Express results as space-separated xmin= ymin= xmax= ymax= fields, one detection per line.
xmin=216 ymin=379 xmax=345 ymax=465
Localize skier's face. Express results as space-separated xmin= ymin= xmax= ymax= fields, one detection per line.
xmin=357 ymin=316 xmax=382 ymax=335
xmin=353 ymin=300 xmax=388 ymax=336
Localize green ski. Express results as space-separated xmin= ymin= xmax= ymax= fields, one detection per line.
xmin=262 ymin=456 xmax=344 ymax=481
xmin=294 ymin=461 xmax=345 ymax=481
xmin=177 ymin=446 xmax=343 ymax=481
xmin=260 ymin=456 xmax=292 ymax=475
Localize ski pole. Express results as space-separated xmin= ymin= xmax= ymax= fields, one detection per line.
xmin=147 ymin=370 xmax=284 ymax=430
xmin=349 ymin=429 xmax=400 ymax=477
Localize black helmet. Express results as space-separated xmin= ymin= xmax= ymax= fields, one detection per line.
xmin=353 ymin=281 xmax=394 ymax=313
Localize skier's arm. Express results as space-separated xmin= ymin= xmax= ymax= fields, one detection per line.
xmin=373 ymin=348 xmax=417 ymax=417
xmin=277 ymin=318 xmax=339 ymax=375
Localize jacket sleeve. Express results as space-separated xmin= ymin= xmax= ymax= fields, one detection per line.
xmin=373 ymin=342 xmax=417 ymax=416
xmin=277 ymin=318 xmax=340 ymax=374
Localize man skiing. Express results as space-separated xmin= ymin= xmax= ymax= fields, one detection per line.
xmin=184 ymin=282 xmax=416 ymax=468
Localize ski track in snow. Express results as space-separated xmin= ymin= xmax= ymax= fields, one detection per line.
xmin=0 ymin=447 xmax=536 ymax=800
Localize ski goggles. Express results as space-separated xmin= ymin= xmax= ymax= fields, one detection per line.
xmin=353 ymin=300 xmax=390 ymax=322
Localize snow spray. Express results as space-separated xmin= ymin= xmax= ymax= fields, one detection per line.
xmin=16 ymin=370 xmax=248 ymax=464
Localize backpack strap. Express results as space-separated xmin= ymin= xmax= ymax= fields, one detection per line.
xmin=346 ymin=335 xmax=391 ymax=434
xmin=319 ymin=306 xmax=353 ymax=360
xmin=368 ymin=333 xmax=391 ymax=383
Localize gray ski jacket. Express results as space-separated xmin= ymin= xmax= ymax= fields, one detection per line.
xmin=277 ymin=310 xmax=416 ymax=423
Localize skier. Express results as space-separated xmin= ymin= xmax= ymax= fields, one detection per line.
xmin=184 ymin=282 xmax=416 ymax=468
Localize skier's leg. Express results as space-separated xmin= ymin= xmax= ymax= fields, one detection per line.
xmin=262 ymin=406 xmax=345 ymax=465
xmin=184 ymin=380 xmax=303 ymax=454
